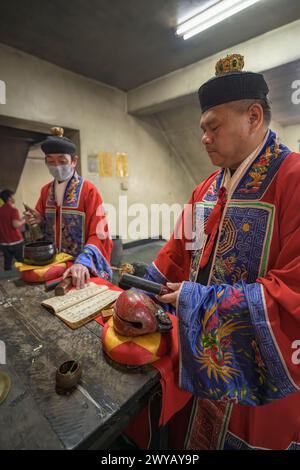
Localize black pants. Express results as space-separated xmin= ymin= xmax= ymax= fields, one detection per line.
xmin=0 ymin=242 xmax=24 ymax=270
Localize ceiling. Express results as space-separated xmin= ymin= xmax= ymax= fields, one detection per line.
xmin=0 ymin=0 xmax=300 ymax=90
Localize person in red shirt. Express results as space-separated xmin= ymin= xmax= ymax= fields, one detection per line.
xmin=0 ymin=189 xmax=24 ymax=270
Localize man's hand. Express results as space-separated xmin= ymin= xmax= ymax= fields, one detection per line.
xmin=23 ymin=206 xmax=42 ymax=226
xmin=63 ymin=263 xmax=90 ymax=289
xmin=157 ymin=282 xmax=182 ymax=307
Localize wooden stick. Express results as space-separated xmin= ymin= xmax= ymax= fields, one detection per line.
xmin=45 ymin=276 xmax=64 ymax=292
xmin=55 ymin=277 xmax=73 ymax=296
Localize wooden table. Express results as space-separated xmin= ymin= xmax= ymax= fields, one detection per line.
xmin=0 ymin=277 xmax=161 ymax=450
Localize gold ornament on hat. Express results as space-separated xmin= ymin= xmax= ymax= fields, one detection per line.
xmin=50 ymin=127 xmax=64 ymax=137
xmin=215 ymin=54 xmax=244 ymax=76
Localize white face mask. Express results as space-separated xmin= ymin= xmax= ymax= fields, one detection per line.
xmin=47 ymin=164 xmax=74 ymax=181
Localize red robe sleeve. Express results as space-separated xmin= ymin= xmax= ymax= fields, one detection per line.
xmin=35 ymin=182 xmax=52 ymax=216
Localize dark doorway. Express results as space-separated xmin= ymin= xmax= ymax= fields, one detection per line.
xmin=0 ymin=115 xmax=81 ymax=191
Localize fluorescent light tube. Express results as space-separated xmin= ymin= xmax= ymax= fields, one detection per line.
xmin=176 ymin=0 xmax=263 ymax=40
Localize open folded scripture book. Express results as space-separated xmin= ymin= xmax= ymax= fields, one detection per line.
xmin=41 ymin=283 xmax=121 ymax=329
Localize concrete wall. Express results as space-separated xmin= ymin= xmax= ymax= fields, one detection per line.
xmin=154 ymin=102 xmax=214 ymax=184
xmin=281 ymin=124 xmax=300 ymax=152
xmin=14 ymin=146 xmax=50 ymax=213
xmin=0 ymin=43 xmax=195 ymax=240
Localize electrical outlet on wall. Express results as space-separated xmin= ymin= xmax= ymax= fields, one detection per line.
xmin=120 ymin=180 xmax=128 ymax=191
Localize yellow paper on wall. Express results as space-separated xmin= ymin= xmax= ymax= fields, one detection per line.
xmin=116 ymin=152 xmax=129 ymax=177
xmin=98 ymin=152 xmax=113 ymax=177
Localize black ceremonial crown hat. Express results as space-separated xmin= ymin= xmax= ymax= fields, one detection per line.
xmin=198 ymin=54 xmax=269 ymax=113
xmin=41 ymin=127 xmax=76 ymax=155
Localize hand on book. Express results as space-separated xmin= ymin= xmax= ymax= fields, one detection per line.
xmin=63 ymin=263 xmax=90 ymax=289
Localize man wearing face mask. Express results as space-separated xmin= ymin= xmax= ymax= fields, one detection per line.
xmin=24 ymin=127 xmax=112 ymax=289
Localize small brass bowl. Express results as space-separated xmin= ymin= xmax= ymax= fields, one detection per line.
xmin=55 ymin=360 xmax=82 ymax=394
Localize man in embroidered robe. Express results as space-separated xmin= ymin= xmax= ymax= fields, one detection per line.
xmin=25 ymin=127 xmax=112 ymax=288
xmin=144 ymin=54 xmax=300 ymax=450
